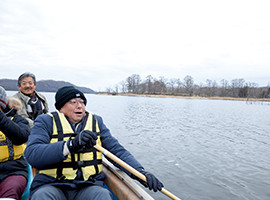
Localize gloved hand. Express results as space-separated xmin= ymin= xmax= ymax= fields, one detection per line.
xmin=139 ymin=170 xmax=164 ymax=192
xmin=67 ymin=130 xmax=97 ymax=153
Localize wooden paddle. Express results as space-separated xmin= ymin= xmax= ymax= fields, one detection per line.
xmin=94 ymin=144 xmax=182 ymax=200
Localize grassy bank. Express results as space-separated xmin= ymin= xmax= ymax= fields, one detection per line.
xmin=98 ymin=93 xmax=270 ymax=102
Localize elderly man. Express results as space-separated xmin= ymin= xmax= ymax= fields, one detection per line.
xmin=14 ymin=72 xmax=48 ymax=128
xmin=25 ymin=86 xmax=163 ymax=200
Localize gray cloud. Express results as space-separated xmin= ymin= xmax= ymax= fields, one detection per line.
xmin=1 ymin=0 xmax=270 ymax=90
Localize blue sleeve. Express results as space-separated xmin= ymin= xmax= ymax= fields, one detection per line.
xmin=95 ymin=115 xmax=144 ymax=175
xmin=0 ymin=111 xmax=30 ymax=145
xmin=24 ymin=114 xmax=67 ymax=169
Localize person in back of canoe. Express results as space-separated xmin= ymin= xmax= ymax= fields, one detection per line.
xmin=13 ymin=72 xmax=49 ymax=129
xmin=0 ymin=86 xmax=31 ymax=199
xmin=25 ymin=86 xmax=163 ymax=200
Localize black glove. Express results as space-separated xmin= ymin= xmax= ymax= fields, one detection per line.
xmin=67 ymin=130 xmax=97 ymax=153
xmin=139 ymin=170 xmax=164 ymax=192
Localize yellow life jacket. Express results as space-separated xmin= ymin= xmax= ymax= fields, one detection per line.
xmin=39 ymin=111 xmax=102 ymax=181
xmin=0 ymin=117 xmax=26 ymax=162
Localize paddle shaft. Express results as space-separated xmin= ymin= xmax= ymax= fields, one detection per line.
xmin=94 ymin=144 xmax=181 ymax=200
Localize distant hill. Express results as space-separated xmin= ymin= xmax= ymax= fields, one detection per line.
xmin=0 ymin=79 xmax=96 ymax=94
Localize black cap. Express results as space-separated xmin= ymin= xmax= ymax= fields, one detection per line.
xmin=55 ymin=86 xmax=87 ymax=110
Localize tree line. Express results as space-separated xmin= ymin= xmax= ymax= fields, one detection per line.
xmin=106 ymin=74 xmax=270 ymax=99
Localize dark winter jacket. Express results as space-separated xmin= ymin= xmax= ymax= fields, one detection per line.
xmin=24 ymin=112 xmax=144 ymax=196
xmin=0 ymin=97 xmax=30 ymax=182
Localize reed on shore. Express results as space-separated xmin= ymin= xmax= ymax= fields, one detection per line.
xmin=98 ymin=92 xmax=270 ymax=102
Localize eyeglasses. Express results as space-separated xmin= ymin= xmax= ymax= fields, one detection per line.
xmin=68 ymin=99 xmax=85 ymax=105
xmin=21 ymin=81 xmax=35 ymax=86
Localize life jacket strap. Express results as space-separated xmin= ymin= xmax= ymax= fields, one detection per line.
xmin=52 ymin=112 xmax=64 ymax=179
xmin=40 ymin=159 xmax=103 ymax=170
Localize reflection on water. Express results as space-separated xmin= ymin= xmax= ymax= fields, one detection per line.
xmin=6 ymin=91 xmax=270 ymax=200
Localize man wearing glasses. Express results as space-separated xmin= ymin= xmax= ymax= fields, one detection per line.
xmin=14 ymin=72 xmax=48 ymax=128
xmin=25 ymin=86 xmax=163 ymax=200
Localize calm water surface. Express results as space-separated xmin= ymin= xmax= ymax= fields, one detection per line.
xmin=8 ymin=91 xmax=270 ymax=200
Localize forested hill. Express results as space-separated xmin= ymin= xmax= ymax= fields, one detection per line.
xmin=0 ymin=79 xmax=96 ymax=94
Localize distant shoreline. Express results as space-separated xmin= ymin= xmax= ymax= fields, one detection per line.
xmin=98 ymin=93 xmax=270 ymax=102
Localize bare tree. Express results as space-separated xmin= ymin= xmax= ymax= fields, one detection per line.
xmin=175 ymin=78 xmax=182 ymax=94
xmin=145 ymin=75 xmax=154 ymax=94
xmin=220 ymin=79 xmax=229 ymax=96
xmin=183 ymin=75 xmax=194 ymax=96
xmin=167 ymin=78 xmax=178 ymax=94
xmin=231 ymin=78 xmax=245 ymax=97
xmin=126 ymin=74 xmax=141 ymax=93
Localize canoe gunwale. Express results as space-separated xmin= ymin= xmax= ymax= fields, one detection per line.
xmin=102 ymin=158 xmax=154 ymax=200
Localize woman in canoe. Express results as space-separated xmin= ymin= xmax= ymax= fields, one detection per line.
xmin=0 ymin=86 xmax=30 ymax=199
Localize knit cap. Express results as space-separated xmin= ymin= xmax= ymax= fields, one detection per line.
xmin=0 ymin=86 xmax=8 ymax=109
xmin=55 ymin=86 xmax=87 ymax=110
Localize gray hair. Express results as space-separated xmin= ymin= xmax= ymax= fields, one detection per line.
xmin=18 ymin=72 xmax=36 ymax=86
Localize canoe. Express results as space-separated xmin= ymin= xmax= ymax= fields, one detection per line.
xmin=21 ymin=158 xmax=154 ymax=200
xmin=102 ymin=158 xmax=154 ymax=200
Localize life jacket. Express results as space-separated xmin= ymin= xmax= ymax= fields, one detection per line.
xmin=38 ymin=111 xmax=103 ymax=181
xmin=0 ymin=117 xmax=26 ymax=162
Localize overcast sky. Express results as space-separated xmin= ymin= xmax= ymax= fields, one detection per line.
xmin=1 ymin=0 xmax=269 ymax=91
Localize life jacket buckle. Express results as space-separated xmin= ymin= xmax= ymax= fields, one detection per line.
xmin=88 ymin=176 xmax=96 ymax=183
xmin=57 ymin=175 xmax=66 ymax=181
xmin=77 ymin=161 xmax=85 ymax=168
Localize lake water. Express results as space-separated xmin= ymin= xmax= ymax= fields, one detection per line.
xmin=7 ymin=91 xmax=270 ymax=200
